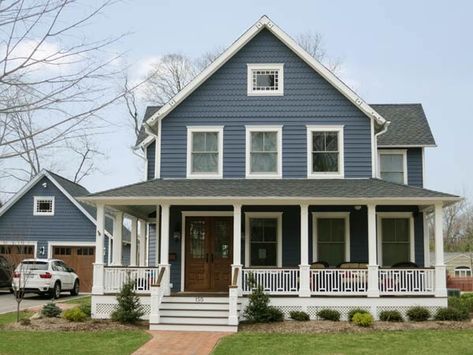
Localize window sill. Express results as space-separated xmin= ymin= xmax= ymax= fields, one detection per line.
xmin=307 ymin=173 xmax=344 ymax=179
xmin=186 ymin=174 xmax=223 ymax=179
xmin=247 ymin=91 xmax=284 ymax=96
xmin=245 ymin=173 xmax=282 ymax=179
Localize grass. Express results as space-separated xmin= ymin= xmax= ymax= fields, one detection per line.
xmin=0 ymin=310 xmax=33 ymax=326
xmin=0 ymin=330 xmax=151 ymax=355
xmin=213 ymin=330 xmax=473 ymax=355
xmin=60 ymin=295 xmax=91 ymax=306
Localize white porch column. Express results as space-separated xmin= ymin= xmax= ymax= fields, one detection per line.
xmin=231 ymin=204 xmax=242 ymax=295
xmin=155 ymin=205 xmax=160 ymax=266
xmin=130 ymin=216 xmax=137 ymax=266
xmin=92 ymin=203 xmax=105 ymax=294
xmin=434 ymin=203 xmax=447 ymax=297
xmin=112 ymin=212 xmax=123 ymax=266
xmin=299 ymin=204 xmax=311 ymax=297
xmin=159 ymin=204 xmax=171 ymax=295
xmin=423 ymin=212 xmax=431 ymax=267
xmin=138 ymin=219 xmax=146 ymax=267
xmin=367 ymin=204 xmax=379 ymax=297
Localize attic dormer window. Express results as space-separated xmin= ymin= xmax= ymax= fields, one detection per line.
xmin=33 ymin=196 xmax=55 ymax=216
xmin=247 ymin=64 xmax=284 ymax=96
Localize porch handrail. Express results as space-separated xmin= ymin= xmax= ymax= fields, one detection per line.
xmin=103 ymin=266 xmax=160 ymax=294
xmin=379 ymin=268 xmax=435 ymax=295
xmin=310 ymin=268 xmax=368 ymax=295
xmin=230 ymin=267 xmax=240 ymax=288
xmin=155 ymin=267 xmax=166 ymax=287
xmin=242 ymin=268 xmax=299 ymax=295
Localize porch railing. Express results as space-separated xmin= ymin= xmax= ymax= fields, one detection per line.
xmin=242 ymin=268 xmax=299 ymax=295
xmin=104 ymin=266 xmax=160 ymax=294
xmin=310 ymin=269 xmax=368 ymax=295
xmin=379 ymin=268 xmax=435 ymax=295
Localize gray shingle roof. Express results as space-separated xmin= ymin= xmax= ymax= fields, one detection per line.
xmin=85 ymin=178 xmax=457 ymax=200
xmin=135 ymin=106 xmax=161 ymax=146
xmin=371 ymin=104 xmax=436 ymax=146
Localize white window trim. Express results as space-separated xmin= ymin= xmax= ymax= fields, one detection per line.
xmin=0 ymin=241 xmax=37 ymax=257
xmin=244 ymin=212 xmax=283 ymax=268
xmin=312 ymin=212 xmax=350 ymax=265
xmin=454 ymin=267 xmax=472 ymax=277
xmin=306 ymin=125 xmax=345 ymax=179
xmin=186 ymin=126 xmax=224 ymax=179
xmin=376 ymin=212 xmax=415 ymax=266
xmin=377 ymin=149 xmax=408 ymax=185
xmin=247 ymin=63 xmax=284 ymax=96
xmin=245 ymin=125 xmax=283 ymax=179
xmin=47 ymin=241 xmax=96 ymax=259
xmin=33 ymin=196 xmax=55 ymax=216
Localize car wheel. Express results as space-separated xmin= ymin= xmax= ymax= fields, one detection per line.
xmin=70 ymin=280 xmax=79 ymax=296
xmin=50 ymin=282 xmax=61 ymax=299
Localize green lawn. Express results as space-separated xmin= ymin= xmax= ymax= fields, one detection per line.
xmin=60 ymin=295 xmax=91 ymax=306
xmin=0 ymin=311 xmax=33 ymax=326
xmin=213 ymin=330 xmax=473 ymax=355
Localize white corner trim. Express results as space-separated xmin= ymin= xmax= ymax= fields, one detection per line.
xmin=245 ymin=125 xmax=283 ymax=179
xmin=312 ymin=212 xmax=350 ymax=265
xmin=186 ymin=126 xmax=224 ymax=179
xmin=47 ymin=241 xmax=96 ymax=259
xmin=306 ymin=125 xmax=345 ymax=179
xmin=371 ymin=119 xmax=376 ymax=178
xmin=33 ymin=196 xmax=55 ymax=216
xmin=244 ymin=212 xmax=283 ymax=268
xmin=377 ymin=149 xmax=408 ymax=185
xmin=247 ymin=63 xmax=284 ymax=96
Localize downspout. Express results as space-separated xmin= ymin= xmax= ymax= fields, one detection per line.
xmin=373 ymin=121 xmax=391 ymax=178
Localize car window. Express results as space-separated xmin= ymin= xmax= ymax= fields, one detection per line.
xmin=16 ymin=261 xmax=48 ymax=271
xmin=53 ymin=261 xmax=66 ymax=272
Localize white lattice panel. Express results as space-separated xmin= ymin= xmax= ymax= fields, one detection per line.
xmin=306 ymin=306 xmax=371 ymax=321
xmin=376 ymin=305 xmax=441 ymax=320
xmin=274 ymin=306 xmax=303 ymax=319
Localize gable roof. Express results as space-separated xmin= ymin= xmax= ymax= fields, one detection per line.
xmin=135 ymin=106 xmax=161 ymax=147
xmin=372 ymin=104 xmax=436 ymax=147
xmin=144 ymin=15 xmax=387 ymax=130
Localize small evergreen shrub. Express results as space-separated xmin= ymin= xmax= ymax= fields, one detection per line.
xmin=379 ymin=310 xmax=404 ymax=322
xmin=79 ymin=303 xmax=91 ymax=317
xmin=460 ymin=294 xmax=473 ymax=313
xmin=111 ymin=280 xmax=144 ymax=324
xmin=352 ymin=312 xmax=374 ymax=327
xmin=434 ymin=307 xmax=469 ymax=321
xmin=244 ymin=279 xmax=283 ymax=323
xmin=63 ymin=307 xmax=87 ymax=322
xmin=348 ymin=308 xmax=369 ymax=322
xmin=265 ymin=307 xmax=284 ymax=322
xmin=41 ymin=303 xmax=61 ymax=318
xmin=317 ymin=309 xmax=340 ymax=321
xmin=289 ymin=311 xmax=310 ymax=321
xmin=406 ymin=306 xmax=430 ymax=321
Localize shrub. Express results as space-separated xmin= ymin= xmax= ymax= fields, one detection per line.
xmin=460 ymin=294 xmax=473 ymax=313
xmin=79 ymin=303 xmax=91 ymax=317
xmin=379 ymin=310 xmax=404 ymax=322
xmin=41 ymin=303 xmax=61 ymax=318
xmin=63 ymin=307 xmax=87 ymax=322
xmin=317 ymin=309 xmax=340 ymax=321
xmin=434 ymin=307 xmax=469 ymax=321
xmin=111 ymin=280 xmax=144 ymax=324
xmin=348 ymin=308 xmax=369 ymax=322
xmin=265 ymin=307 xmax=284 ymax=322
xmin=406 ymin=306 xmax=430 ymax=322
xmin=290 ymin=311 xmax=310 ymax=321
xmin=352 ymin=312 xmax=374 ymax=327
xmin=19 ymin=318 xmax=31 ymax=326
xmin=244 ymin=281 xmax=283 ymax=323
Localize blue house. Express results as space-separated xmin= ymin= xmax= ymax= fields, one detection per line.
xmin=81 ymin=16 xmax=459 ymax=331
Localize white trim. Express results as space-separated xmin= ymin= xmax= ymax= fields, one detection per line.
xmin=180 ymin=211 xmax=234 ymax=292
xmin=145 ymin=16 xmax=386 ymax=127
xmin=371 ymin=119 xmax=376 ymax=178
xmin=306 ymin=125 xmax=345 ymax=179
xmin=377 ymin=144 xmax=437 ymax=148
xmin=376 ymin=212 xmax=415 ymax=266
xmin=156 ymin=119 xmax=161 ymax=179
xmin=186 ymin=126 xmax=224 ymax=179
xmin=312 ymin=212 xmax=350 ymax=265
xmin=421 ymin=147 xmax=425 ymax=187
xmin=33 ymin=196 xmax=55 ymax=216
xmin=0 ymin=241 xmax=37 ymax=257
xmin=245 ymin=125 xmax=283 ymax=179
xmin=47 ymin=241 xmax=96 ymax=259
xmin=377 ymin=149 xmax=408 ymax=185
xmin=423 ymin=211 xmax=430 ymax=267
xmin=247 ymin=63 xmax=284 ymax=96
xmin=244 ymin=212 xmax=283 ymax=268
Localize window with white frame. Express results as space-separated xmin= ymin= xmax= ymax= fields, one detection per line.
xmin=307 ymin=126 xmax=344 ymax=178
xmin=377 ymin=213 xmax=414 ymax=267
xmin=454 ymin=266 xmax=472 ymax=277
xmin=312 ymin=213 xmax=350 ymax=266
xmin=186 ymin=127 xmax=223 ymax=178
xmin=378 ymin=150 xmax=407 ymax=184
xmin=33 ymin=196 xmax=54 ymax=216
xmin=247 ymin=64 xmax=284 ymax=96
xmin=245 ymin=213 xmax=282 ymax=267
xmin=246 ymin=126 xmax=282 ymax=178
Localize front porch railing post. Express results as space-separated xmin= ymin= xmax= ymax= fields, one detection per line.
xmin=232 ymin=204 xmax=243 ymax=296
xmin=130 ymin=217 xmax=138 ymax=266
xmin=228 ymin=286 xmax=239 ymax=325
xmin=367 ymin=204 xmax=380 ymax=297
xmin=299 ymin=204 xmax=311 ymax=297
xmin=92 ymin=203 xmax=105 ymax=295
xmin=149 ymin=284 xmax=161 ymax=324
xmin=111 ymin=211 xmax=123 ymax=266
xmin=434 ymin=202 xmax=447 ymax=297
xmin=160 ymin=204 xmax=171 ymax=295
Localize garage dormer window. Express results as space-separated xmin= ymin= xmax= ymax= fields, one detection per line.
xmin=247 ymin=64 xmax=284 ymax=96
xmin=33 ymin=196 xmax=54 ymax=216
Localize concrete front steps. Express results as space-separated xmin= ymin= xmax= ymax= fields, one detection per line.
xmin=149 ymin=295 xmax=240 ymax=332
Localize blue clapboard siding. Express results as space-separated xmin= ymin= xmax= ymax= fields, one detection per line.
xmin=407 ymin=148 xmax=423 ymax=187
xmin=160 ymin=29 xmax=373 ymax=179
xmin=146 ymin=141 xmax=156 ymax=180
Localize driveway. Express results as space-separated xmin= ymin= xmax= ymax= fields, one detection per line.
xmin=0 ymin=290 xmax=81 ymax=314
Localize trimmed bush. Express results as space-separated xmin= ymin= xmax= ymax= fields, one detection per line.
xmin=317 ymin=309 xmax=340 ymax=321
xmin=352 ymin=312 xmax=374 ymax=327
xmin=460 ymin=294 xmax=473 ymax=313
xmin=79 ymin=303 xmax=91 ymax=317
xmin=379 ymin=310 xmax=404 ymax=322
xmin=265 ymin=307 xmax=284 ymax=322
xmin=348 ymin=308 xmax=369 ymax=322
xmin=111 ymin=280 xmax=144 ymax=324
xmin=63 ymin=307 xmax=87 ymax=322
xmin=434 ymin=307 xmax=469 ymax=321
xmin=290 ymin=311 xmax=310 ymax=321
xmin=41 ymin=303 xmax=61 ymax=318
xmin=406 ymin=306 xmax=430 ymax=322
xmin=244 ymin=282 xmax=283 ymax=323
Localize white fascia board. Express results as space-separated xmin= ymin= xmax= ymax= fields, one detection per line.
xmin=377 ymin=144 xmax=437 ymax=148
xmin=145 ymin=15 xmax=387 ymax=128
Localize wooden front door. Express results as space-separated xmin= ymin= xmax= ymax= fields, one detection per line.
xmin=185 ymin=217 xmax=233 ymax=292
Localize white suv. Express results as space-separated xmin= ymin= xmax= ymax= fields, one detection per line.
xmin=12 ymin=259 xmax=80 ymax=299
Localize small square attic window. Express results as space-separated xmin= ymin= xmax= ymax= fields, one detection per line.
xmin=34 ymin=196 xmax=54 ymax=216
xmin=247 ymin=64 xmax=284 ymax=96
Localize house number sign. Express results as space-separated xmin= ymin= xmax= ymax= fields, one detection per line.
xmin=195 ymin=297 xmax=204 ymax=303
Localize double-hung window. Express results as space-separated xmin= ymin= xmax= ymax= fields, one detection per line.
xmin=246 ymin=126 xmax=282 ymax=178
xmin=245 ymin=212 xmax=282 ymax=267
xmin=247 ymin=64 xmax=284 ymax=96
xmin=377 ymin=213 xmax=414 ymax=267
xmin=186 ymin=127 xmax=223 ymax=178
xmin=33 ymin=196 xmax=54 ymax=216
xmin=378 ymin=150 xmax=407 ymax=184
xmin=307 ymin=126 xmax=344 ymax=178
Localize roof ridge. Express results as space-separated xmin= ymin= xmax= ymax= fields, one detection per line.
xmin=45 ymin=170 xmax=89 ymax=191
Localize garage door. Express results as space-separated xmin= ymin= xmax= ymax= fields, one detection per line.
xmin=53 ymin=246 xmax=95 ymax=292
xmin=0 ymin=244 xmax=35 ymax=266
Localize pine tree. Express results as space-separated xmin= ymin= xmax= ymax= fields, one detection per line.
xmin=111 ymin=279 xmax=144 ymax=324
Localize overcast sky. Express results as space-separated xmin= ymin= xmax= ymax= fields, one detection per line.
xmin=62 ymin=0 xmax=473 ymax=198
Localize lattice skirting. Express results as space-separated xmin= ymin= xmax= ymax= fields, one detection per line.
xmin=92 ymin=295 xmax=151 ymax=320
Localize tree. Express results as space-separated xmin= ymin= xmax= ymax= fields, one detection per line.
xmin=296 ymin=31 xmax=342 ymax=73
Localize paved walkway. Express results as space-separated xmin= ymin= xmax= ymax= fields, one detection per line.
xmin=133 ymin=331 xmax=229 ymax=355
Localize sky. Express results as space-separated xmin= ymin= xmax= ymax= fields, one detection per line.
xmin=18 ymin=0 xmax=473 ymax=198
